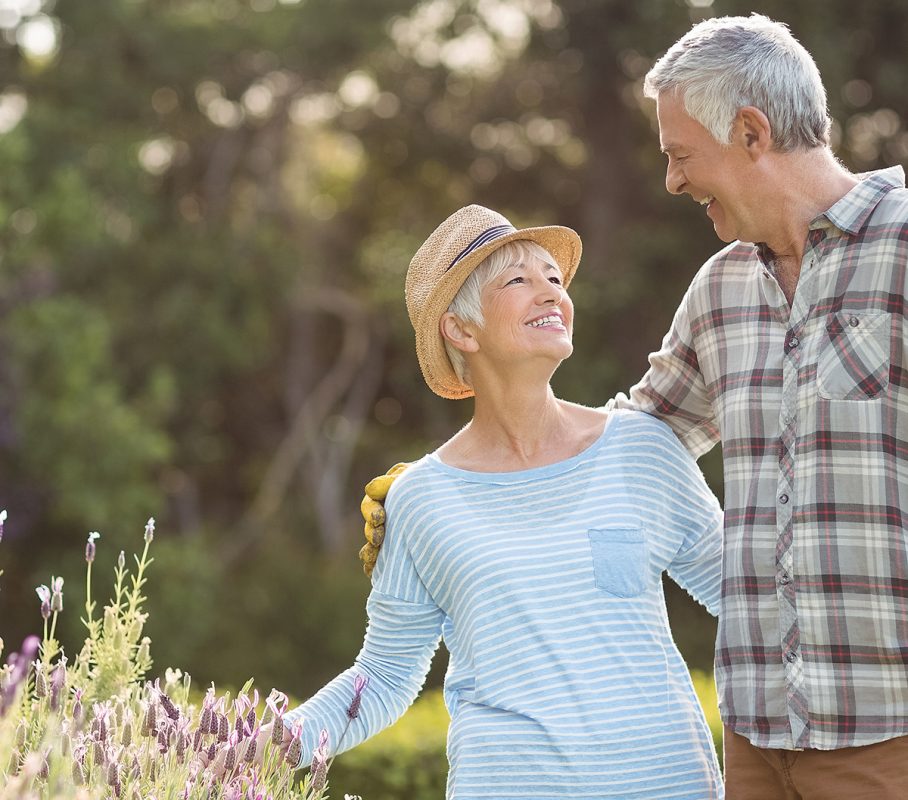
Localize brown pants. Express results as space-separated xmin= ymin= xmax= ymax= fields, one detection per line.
xmin=724 ymin=726 xmax=908 ymax=800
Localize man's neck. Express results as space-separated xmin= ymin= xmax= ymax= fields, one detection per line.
xmin=758 ymin=147 xmax=859 ymax=263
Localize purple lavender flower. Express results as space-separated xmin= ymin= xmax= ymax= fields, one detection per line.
xmin=264 ymin=689 xmax=288 ymax=730
xmin=49 ymin=658 xmax=66 ymax=712
xmin=234 ymin=694 xmax=251 ymax=736
xmin=0 ymin=509 xmax=6 ymax=543
xmin=309 ymin=728 xmax=330 ymax=792
xmin=35 ymin=585 xmax=51 ymax=620
xmin=117 ymin=550 xmax=126 ymax=571
xmin=247 ymin=688 xmax=259 ymax=730
xmin=154 ymin=678 xmax=180 ymax=721
xmin=85 ymin=532 xmax=100 ymax=564
xmin=347 ymin=674 xmax=369 ymax=721
xmin=244 ymin=725 xmax=260 ymax=762
xmin=94 ymin=702 xmax=112 ymax=741
xmin=0 ymin=635 xmax=39 ymax=716
xmin=72 ymin=688 xmax=85 ymax=728
xmin=284 ymin=719 xmax=305 ymax=768
xmin=145 ymin=517 xmax=155 ymax=544
xmin=50 ymin=576 xmax=64 ymax=612
xmin=142 ymin=697 xmax=157 ymax=736
xmin=224 ymin=729 xmax=239 ymax=772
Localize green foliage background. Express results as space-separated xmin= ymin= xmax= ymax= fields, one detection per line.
xmin=1 ymin=0 xmax=906 ymax=792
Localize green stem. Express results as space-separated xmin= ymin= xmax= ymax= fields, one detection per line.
xmin=126 ymin=539 xmax=151 ymax=619
xmin=85 ymin=560 xmax=94 ymax=623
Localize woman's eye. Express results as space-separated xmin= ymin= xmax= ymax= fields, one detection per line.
xmin=506 ymin=276 xmax=524 ymax=285
xmin=549 ymin=277 xmax=563 ymax=285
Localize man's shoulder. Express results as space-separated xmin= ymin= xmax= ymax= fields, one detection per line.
xmin=702 ymin=240 xmax=760 ymax=270
xmin=684 ymin=240 xmax=760 ymax=299
xmin=869 ymin=183 xmax=908 ymax=226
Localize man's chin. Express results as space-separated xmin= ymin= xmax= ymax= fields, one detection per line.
xmin=712 ymin=224 xmax=738 ymax=244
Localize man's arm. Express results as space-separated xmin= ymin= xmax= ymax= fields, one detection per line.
xmin=610 ymin=279 xmax=719 ymax=459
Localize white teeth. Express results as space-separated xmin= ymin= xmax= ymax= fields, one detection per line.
xmin=699 ymin=195 xmax=714 ymax=206
xmin=528 ymin=315 xmax=562 ymax=328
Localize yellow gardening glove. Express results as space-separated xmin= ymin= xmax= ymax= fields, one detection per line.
xmin=358 ymin=462 xmax=410 ymax=576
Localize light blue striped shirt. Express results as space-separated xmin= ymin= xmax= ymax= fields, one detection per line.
xmin=285 ymin=409 xmax=724 ymax=798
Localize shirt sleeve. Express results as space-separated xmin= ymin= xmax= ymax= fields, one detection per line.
xmin=283 ymin=590 xmax=444 ymax=768
xmin=662 ymin=434 xmax=724 ymax=617
xmin=608 ymin=275 xmax=720 ymax=459
xmin=283 ymin=485 xmax=444 ymax=767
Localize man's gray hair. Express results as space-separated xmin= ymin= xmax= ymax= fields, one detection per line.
xmin=444 ymin=240 xmax=560 ymax=386
xmin=644 ymin=14 xmax=830 ymax=152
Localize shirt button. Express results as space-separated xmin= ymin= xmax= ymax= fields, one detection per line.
xmin=779 ymin=573 xmax=791 ymax=585
xmin=849 ymin=316 xmax=860 ymax=327
xmin=786 ymin=651 xmax=797 ymax=663
xmin=789 ymin=336 xmax=800 ymax=348
xmin=779 ymin=494 xmax=789 ymax=504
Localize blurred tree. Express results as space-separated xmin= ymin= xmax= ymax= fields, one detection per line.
xmin=0 ymin=0 xmax=905 ymax=696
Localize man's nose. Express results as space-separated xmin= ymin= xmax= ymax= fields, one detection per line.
xmin=665 ymin=160 xmax=685 ymax=195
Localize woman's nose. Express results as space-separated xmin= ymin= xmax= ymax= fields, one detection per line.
xmin=535 ymin=277 xmax=562 ymax=304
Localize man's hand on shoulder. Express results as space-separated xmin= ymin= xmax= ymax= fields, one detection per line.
xmin=359 ymin=462 xmax=410 ymax=576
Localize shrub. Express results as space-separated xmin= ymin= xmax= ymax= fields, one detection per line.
xmin=0 ymin=515 xmax=355 ymax=799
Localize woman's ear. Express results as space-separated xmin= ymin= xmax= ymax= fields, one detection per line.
xmin=440 ymin=312 xmax=480 ymax=353
xmin=735 ymin=106 xmax=772 ymax=160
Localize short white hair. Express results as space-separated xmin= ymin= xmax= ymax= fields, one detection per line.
xmin=443 ymin=240 xmax=559 ymax=387
xmin=644 ymin=14 xmax=830 ymax=152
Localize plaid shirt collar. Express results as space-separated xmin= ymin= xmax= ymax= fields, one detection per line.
xmin=821 ymin=165 xmax=906 ymax=234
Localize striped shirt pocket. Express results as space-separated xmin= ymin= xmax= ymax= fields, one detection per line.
xmin=588 ymin=527 xmax=648 ymax=598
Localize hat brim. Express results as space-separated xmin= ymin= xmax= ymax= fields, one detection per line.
xmin=414 ymin=225 xmax=582 ymax=400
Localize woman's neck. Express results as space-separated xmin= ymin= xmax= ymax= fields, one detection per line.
xmin=436 ymin=378 xmax=606 ymax=472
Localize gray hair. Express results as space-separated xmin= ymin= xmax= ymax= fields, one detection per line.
xmin=444 ymin=240 xmax=559 ymax=387
xmin=643 ymin=14 xmax=830 ymax=152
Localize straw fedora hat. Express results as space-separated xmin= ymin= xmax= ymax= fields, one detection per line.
xmin=405 ymin=204 xmax=582 ymax=399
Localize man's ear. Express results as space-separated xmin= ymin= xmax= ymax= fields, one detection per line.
xmin=735 ymin=106 xmax=772 ymax=160
xmin=440 ymin=312 xmax=480 ymax=354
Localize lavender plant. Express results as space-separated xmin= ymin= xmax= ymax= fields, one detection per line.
xmin=0 ymin=513 xmax=366 ymax=799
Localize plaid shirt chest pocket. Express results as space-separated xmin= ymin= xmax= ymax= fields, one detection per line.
xmin=587 ymin=527 xmax=649 ymax=597
xmin=817 ymin=311 xmax=891 ymax=400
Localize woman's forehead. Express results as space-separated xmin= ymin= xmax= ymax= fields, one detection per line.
xmin=503 ymin=255 xmax=559 ymax=271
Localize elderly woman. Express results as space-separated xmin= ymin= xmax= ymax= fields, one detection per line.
xmin=283 ymin=205 xmax=724 ymax=799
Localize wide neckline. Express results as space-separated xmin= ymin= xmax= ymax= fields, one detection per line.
xmin=426 ymin=409 xmax=616 ymax=484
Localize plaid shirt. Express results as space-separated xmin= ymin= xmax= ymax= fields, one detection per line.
xmin=614 ymin=166 xmax=908 ymax=750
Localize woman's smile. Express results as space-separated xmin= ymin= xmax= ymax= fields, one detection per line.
xmin=526 ymin=311 xmax=567 ymax=331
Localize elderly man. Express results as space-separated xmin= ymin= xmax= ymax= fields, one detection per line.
xmin=361 ymin=13 xmax=908 ymax=800
xmin=623 ymin=13 xmax=908 ymax=800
